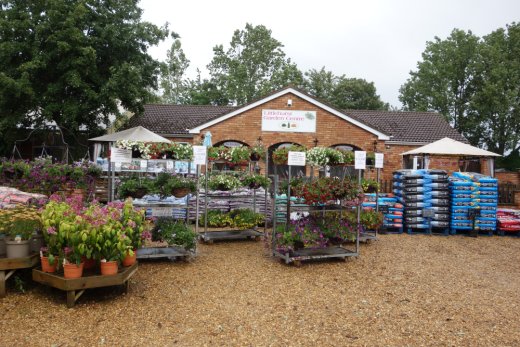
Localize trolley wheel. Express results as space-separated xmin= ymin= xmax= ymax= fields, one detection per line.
xmin=292 ymin=260 xmax=302 ymax=267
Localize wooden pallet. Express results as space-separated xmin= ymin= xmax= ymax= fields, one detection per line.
xmin=32 ymin=262 xmax=138 ymax=307
xmin=0 ymin=254 xmax=39 ymax=298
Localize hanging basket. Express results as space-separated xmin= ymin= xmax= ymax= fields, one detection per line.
xmin=172 ymin=187 xmax=191 ymax=198
xmin=129 ymin=188 xmax=148 ymax=199
xmin=131 ymin=148 xmax=142 ymax=158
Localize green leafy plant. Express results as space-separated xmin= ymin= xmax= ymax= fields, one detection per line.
xmin=360 ymin=209 xmax=384 ymax=230
xmin=118 ymin=177 xmax=155 ymax=199
xmin=250 ymin=143 xmax=266 ymax=160
xmin=153 ymin=218 xmax=197 ymax=250
xmin=206 ymin=174 xmax=242 ymax=191
xmin=229 ymin=209 xmax=264 ymax=229
xmin=292 ymin=177 xmax=361 ymax=205
xmin=207 ymin=146 xmax=231 ymax=162
xmin=241 ymin=174 xmax=271 ymax=189
xmin=361 ymin=178 xmax=379 ymax=193
xmin=229 ymin=146 xmax=251 ymax=164
xmin=338 ymin=150 xmax=354 ymax=165
xmin=272 ymin=145 xmax=306 ymax=165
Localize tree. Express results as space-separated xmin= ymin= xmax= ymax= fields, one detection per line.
xmin=0 ymin=0 xmax=168 ymax=137
xmin=469 ymin=23 xmax=520 ymax=155
xmin=160 ymin=38 xmax=190 ymax=104
xmin=207 ymin=23 xmax=303 ymax=105
xmin=399 ymin=24 xmax=520 ymax=156
xmin=304 ymin=67 xmax=388 ymax=110
xmin=398 ymin=29 xmax=480 ymax=137
xmin=183 ymin=69 xmax=229 ymax=105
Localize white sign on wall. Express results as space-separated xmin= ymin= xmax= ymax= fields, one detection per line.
xmin=288 ymin=151 xmax=306 ymax=166
xmin=375 ymin=153 xmax=384 ymax=168
xmin=354 ymin=151 xmax=366 ymax=170
xmin=261 ymin=109 xmax=316 ymax=133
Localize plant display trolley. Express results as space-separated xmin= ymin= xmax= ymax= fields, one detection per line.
xmin=199 ymin=160 xmax=268 ymax=243
xmin=270 ymin=175 xmax=360 ymax=266
xmin=0 ymin=253 xmax=39 ymax=297
xmin=32 ymin=262 xmax=138 ymax=308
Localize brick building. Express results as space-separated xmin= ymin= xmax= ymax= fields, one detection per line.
xmin=128 ymin=86 xmax=468 ymax=181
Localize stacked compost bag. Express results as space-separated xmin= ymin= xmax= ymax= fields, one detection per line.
xmin=393 ymin=169 xmax=450 ymax=233
xmin=450 ymin=172 xmax=498 ymax=234
xmin=362 ymin=193 xmax=404 ymax=232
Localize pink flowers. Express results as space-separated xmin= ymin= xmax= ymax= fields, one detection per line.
xmin=47 ymin=226 xmax=57 ymax=235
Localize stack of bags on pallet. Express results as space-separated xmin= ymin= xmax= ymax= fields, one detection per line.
xmin=362 ymin=193 xmax=404 ymax=230
xmin=424 ymin=170 xmax=451 ymax=230
xmin=497 ymin=209 xmax=520 ymax=234
xmin=393 ymin=169 xmax=450 ymax=232
xmin=450 ymin=172 xmax=498 ymax=233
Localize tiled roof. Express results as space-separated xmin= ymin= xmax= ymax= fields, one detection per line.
xmin=128 ymin=90 xmax=466 ymax=144
xmin=343 ymin=110 xmax=468 ymax=144
xmin=128 ymin=104 xmax=237 ymax=135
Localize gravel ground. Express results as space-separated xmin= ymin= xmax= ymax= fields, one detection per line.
xmin=1 ymin=234 xmax=520 ymax=346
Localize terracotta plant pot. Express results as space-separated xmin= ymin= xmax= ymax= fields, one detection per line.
xmin=41 ymin=256 xmax=58 ymax=273
xmin=100 ymin=260 xmax=118 ymax=276
xmin=63 ymin=262 xmax=84 ymax=279
xmin=122 ymin=251 xmax=136 ymax=267
xmin=5 ymin=239 xmax=31 ymax=258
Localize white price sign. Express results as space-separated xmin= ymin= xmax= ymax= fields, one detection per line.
xmin=288 ymin=151 xmax=306 ymax=166
xmin=193 ymin=145 xmax=207 ymax=165
xmin=354 ymin=151 xmax=366 ymax=170
xmin=110 ymin=147 xmax=132 ymax=163
xmin=375 ymin=153 xmax=384 ymax=168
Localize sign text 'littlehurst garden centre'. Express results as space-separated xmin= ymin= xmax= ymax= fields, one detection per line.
xmin=261 ymin=109 xmax=316 ymax=133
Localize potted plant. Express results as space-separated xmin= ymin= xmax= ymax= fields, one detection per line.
xmin=120 ymin=199 xmax=151 ymax=266
xmin=338 ymin=150 xmax=354 ymax=165
xmin=306 ymin=147 xmax=330 ymax=167
xmin=272 ymin=145 xmax=306 ymax=165
xmin=152 ymin=218 xmax=197 ymax=251
xmin=241 ymin=174 xmax=271 ymax=189
xmin=95 ymin=218 xmax=132 ymax=276
xmin=156 ymin=174 xmax=197 ymax=198
xmin=207 ymin=146 xmax=231 ymax=162
xmin=366 ymin=152 xmax=375 ymax=166
xmin=229 ymin=146 xmax=251 ymax=165
xmin=118 ymin=176 xmax=154 ymax=199
xmin=5 ymin=218 xmax=39 ymax=258
xmin=249 ymin=143 xmax=265 ymax=162
xmin=206 ymin=174 xmax=242 ymax=191
xmin=360 ymin=209 xmax=384 ymax=230
xmin=115 ymin=140 xmax=152 ymax=159
xmin=292 ymin=177 xmax=361 ymax=205
xmin=361 ymin=178 xmax=379 ymax=193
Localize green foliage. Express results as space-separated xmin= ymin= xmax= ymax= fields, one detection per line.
xmin=202 ymin=209 xmax=264 ymax=230
xmin=399 ymin=23 xmax=520 ymax=155
xmin=241 ymin=174 xmax=271 ymax=189
xmin=207 ymin=23 xmax=304 ymax=105
xmin=206 ymin=174 xmax=242 ymax=191
xmin=162 ymin=175 xmax=197 ymax=197
xmin=160 ymin=38 xmax=190 ymax=104
xmin=359 ymin=209 xmax=384 ymax=230
xmin=153 ymin=218 xmax=196 ymax=250
xmin=272 ymin=145 xmax=306 ymax=165
xmin=118 ymin=177 xmax=155 ymax=199
xmin=0 ymin=0 xmax=168 ymax=137
xmin=304 ymin=67 xmax=389 ymax=110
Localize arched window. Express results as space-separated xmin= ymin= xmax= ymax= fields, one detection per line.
xmin=327 ymin=144 xmax=361 ymax=179
xmin=213 ymin=140 xmax=249 ymax=148
xmin=267 ymin=142 xmax=305 ymax=179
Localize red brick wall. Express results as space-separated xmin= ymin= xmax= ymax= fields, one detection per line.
xmin=496 ymin=171 xmax=520 ymax=186
xmin=428 ymin=156 xmax=461 ymax=175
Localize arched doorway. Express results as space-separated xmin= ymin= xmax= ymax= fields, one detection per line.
xmin=328 ymin=144 xmax=361 ymax=179
xmin=211 ymin=140 xmax=250 ymax=171
xmin=268 ymin=142 xmax=306 ymax=179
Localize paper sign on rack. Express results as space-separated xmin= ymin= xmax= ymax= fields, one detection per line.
xmin=110 ymin=147 xmax=132 ymax=163
xmin=193 ymin=145 xmax=207 ymax=165
xmin=288 ymin=151 xmax=306 ymax=166
xmin=166 ymin=161 xmax=174 ymax=171
xmin=354 ymin=151 xmax=366 ymax=170
xmin=140 ymin=160 xmax=148 ymax=168
xmin=375 ymin=153 xmax=384 ymax=168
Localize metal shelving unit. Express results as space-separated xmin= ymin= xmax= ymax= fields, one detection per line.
xmin=199 ymin=159 xmax=268 ymax=243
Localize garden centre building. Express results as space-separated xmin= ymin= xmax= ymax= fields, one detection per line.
xmin=128 ymin=86 xmax=474 ymax=181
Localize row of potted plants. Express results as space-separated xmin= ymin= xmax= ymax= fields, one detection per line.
xmin=39 ymin=195 xmax=152 ymax=278
xmin=201 ymin=209 xmax=265 ymax=230
xmin=274 ymin=210 xmax=384 ymax=255
xmin=272 ymin=145 xmax=375 ymax=167
xmin=118 ymin=173 xmax=271 ymax=199
xmin=116 ymin=140 xmax=195 ymax=161
xmin=0 ymin=158 xmax=101 ymax=198
xmin=288 ymin=177 xmax=364 ymax=205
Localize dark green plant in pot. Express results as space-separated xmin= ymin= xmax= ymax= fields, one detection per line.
xmin=153 ymin=218 xmax=196 ymax=250
xmin=118 ymin=177 xmax=155 ymax=199
xmin=241 ymin=174 xmax=271 ymax=189
xmin=161 ymin=175 xmax=197 ymax=198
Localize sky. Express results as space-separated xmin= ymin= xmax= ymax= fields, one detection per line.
xmin=138 ymin=0 xmax=520 ymax=108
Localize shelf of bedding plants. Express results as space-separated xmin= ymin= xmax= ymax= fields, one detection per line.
xmin=199 ymin=159 xmax=269 ymax=243
xmin=270 ymin=175 xmax=361 ymax=266
xmin=129 ymin=160 xmax=197 ymax=261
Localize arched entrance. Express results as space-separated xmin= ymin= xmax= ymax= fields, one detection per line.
xmin=268 ymin=142 xmax=306 ymax=179
xmin=328 ymin=144 xmax=361 ymax=179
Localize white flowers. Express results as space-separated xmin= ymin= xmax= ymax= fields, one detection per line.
xmin=115 ymin=140 xmax=152 ymax=159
